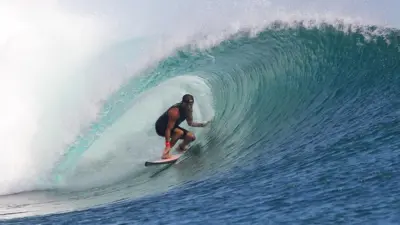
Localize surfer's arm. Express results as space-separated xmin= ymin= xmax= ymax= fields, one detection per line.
xmin=186 ymin=111 xmax=206 ymax=127
xmin=165 ymin=108 xmax=178 ymax=145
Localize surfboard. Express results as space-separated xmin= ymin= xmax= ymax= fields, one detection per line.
xmin=144 ymin=154 xmax=182 ymax=167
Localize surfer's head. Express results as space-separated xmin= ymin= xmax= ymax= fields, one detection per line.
xmin=181 ymin=94 xmax=194 ymax=110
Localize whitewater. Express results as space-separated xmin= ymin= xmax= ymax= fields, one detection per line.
xmin=1 ymin=0 xmax=400 ymax=224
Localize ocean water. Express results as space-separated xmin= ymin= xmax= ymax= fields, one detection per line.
xmin=1 ymin=1 xmax=400 ymax=224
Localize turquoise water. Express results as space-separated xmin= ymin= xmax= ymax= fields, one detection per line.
xmin=1 ymin=18 xmax=400 ymax=225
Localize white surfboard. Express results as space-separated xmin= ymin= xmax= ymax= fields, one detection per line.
xmin=144 ymin=154 xmax=182 ymax=167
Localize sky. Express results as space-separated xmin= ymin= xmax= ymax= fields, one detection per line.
xmin=58 ymin=0 xmax=399 ymax=29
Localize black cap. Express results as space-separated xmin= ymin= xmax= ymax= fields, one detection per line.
xmin=182 ymin=94 xmax=194 ymax=103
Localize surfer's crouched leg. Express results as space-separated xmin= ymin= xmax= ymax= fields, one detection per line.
xmin=170 ymin=128 xmax=185 ymax=148
xmin=178 ymin=132 xmax=195 ymax=152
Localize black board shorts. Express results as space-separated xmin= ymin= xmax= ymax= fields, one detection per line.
xmin=155 ymin=122 xmax=189 ymax=138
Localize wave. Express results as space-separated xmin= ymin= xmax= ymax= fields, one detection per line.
xmin=1 ymin=0 xmax=399 ymax=219
xmin=51 ymin=22 xmax=400 ymax=192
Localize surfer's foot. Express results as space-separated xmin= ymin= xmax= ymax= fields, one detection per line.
xmin=161 ymin=153 xmax=171 ymax=159
xmin=161 ymin=148 xmax=171 ymax=159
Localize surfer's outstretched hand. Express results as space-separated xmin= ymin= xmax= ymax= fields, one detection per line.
xmin=202 ymin=120 xmax=211 ymax=127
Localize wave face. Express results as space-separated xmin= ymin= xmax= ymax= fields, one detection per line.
xmin=1 ymin=1 xmax=400 ymax=224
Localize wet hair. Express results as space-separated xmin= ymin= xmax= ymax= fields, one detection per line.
xmin=182 ymin=94 xmax=194 ymax=103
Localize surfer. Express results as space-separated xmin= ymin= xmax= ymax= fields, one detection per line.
xmin=155 ymin=94 xmax=210 ymax=159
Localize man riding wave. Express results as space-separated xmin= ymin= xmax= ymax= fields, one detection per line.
xmin=155 ymin=94 xmax=210 ymax=159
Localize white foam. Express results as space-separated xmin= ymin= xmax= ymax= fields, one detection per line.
xmin=0 ymin=0 xmax=113 ymax=195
